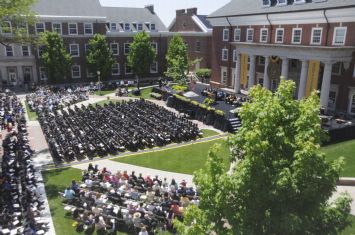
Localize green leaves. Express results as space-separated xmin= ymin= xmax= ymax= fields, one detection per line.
xmin=177 ymin=80 xmax=352 ymax=235
xmin=86 ymin=34 xmax=115 ymax=81
xmin=39 ymin=32 xmax=71 ymax=83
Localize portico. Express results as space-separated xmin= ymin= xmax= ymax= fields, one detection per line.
xmin=232 ymin=42 xmax=355 ymax=110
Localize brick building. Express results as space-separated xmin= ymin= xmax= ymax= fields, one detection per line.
xmin=208 ymin=0 xmax=355 ymax=116
xmin=169 ymin=8 xmax=212 ymax=71
xmin=0 ymin=0 xmax=169 ymax=87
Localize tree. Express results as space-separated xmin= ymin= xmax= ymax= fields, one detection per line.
xmin=86 ymin=34 xmax=115 ymax=81
xmin=0 ymin=0 xmax=36 ymax=45
xmin=174 ymin=80 xmax=352 ymax=235
xmin=127 ymin=31 xmax=156 ymax=90
xmin=165 ymin=34 xmax=189 ymax=84
xmin=39 ymin=32 xmax=71 ymax=84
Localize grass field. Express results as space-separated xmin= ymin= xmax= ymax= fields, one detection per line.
xmin=25 ymin=102 xmax=38 ymax=121
xmin=128 ymin=87 xmax=155 ymax=100
xmin=322 ymin=139 xmax=355 ymax=177
xmin=201 ymin=129 xmax=220 ymax=138
xmin=113 ymin=138 xmax=230 ymax=175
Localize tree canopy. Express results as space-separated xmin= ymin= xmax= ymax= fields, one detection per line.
xmin=39 ymin=31 xmax=71 ymax=84
xmin=165 ymin=34 xmax=189 ymax=84
xmin=86 ymin=34 xmax=115 ymax=81
xmin=174 ymin=80 xmax=352 ymax=235
xmin=0 ymin=0 xmax=37 ymax=45
xmin=127 ymin=31 xmax=156 ymax=89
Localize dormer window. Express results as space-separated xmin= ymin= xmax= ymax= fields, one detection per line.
xmin=151 ymin=24 xmax=156 ymax=31
xmin=145 ymin=23 xmax=151 ymax=30
xmin=277 ymin=0 xmax=287 ymax=6
xmin=137 ymin=23 xmax=143 ymax=31
xmin=124 ymin=23 xmax=130 ymax=31
xmin=110 ymin=23 xmax=117 ymax=32
xmin=294 ymin=0 xmax=306 ymax=4
xmin=262 ymin=0 xmax=271 ymax=7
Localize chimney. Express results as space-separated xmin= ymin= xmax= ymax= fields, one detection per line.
xmin=145 ymin=5 xmax=154 ymax=14
xmin=186 ymin=8 xmax=197 ymax=15
xmin=176 ymin=9 xmax=186 ymax=16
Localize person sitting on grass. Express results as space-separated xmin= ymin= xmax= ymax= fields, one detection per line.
xmin=64 ymin=187 xmax=75 ymax=201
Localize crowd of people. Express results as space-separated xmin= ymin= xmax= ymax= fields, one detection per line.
xmin=200 ymin=87 xmax=225 ymax=101
xmin=26 ymin=86 xmax=89 ymax=113
xmin=61 ymin=165 xmax=198 ymax=234
xmin=225 ymin=94 xmax=250 ymax=107
xmin=0 ymin=94 xmax=49 ymax=235
xmin=39 ymin=99 xmax=201 ymax=163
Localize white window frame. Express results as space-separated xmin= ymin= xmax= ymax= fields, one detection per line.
xmin=195 ymin=40 xmax=201 ymax=52
xmin=35 ymin=22 xmax=45 ymax=35
xmin=223 ymin=28 xmax=229 ymax=41
xmin=292 ymin=28 xmax=302 ymax=44
xmin=221 ymin=67 xmax=227 ymax=85
xmin=1 ymin=21 xmax=12 ymax=34
xmin=125 ymin=64 xmax=133 ymax=75
xmin=277 ymin=0 xmax=287 ymax=6
xmin=275 ymin=28 xmax=284 ymax=43
xmin=233 ymin=49 xmax=237 ymax=62
xmin=37 ymin=45 xmax=45 ymax=58
xmin=234 ymin=28 xmax=241 ymax=41
xmin=124 ymin=23 xmax=131 ymax=31
xmin=150 ymin=23 xmax=156 ymax=31
xmin=110 ymin=23 xmax=117 ymax=31
xmin=5 ymin=45 xmax=14 ymax=56
xmin=84 ymin=44 xmax=90 ymax=53
xmin=222 ymin=49 xmax=228 ymax=61
xmin=332 ymin=27 xmax=347 ymax=46
xmin=39 ymin=67 xmax=48 ymax=81
xmin=68 ymin=23 xmax=78 ymax=35
xmin=110 ymin=43 xmax=119 ymax=55
xmin=259 ymin=56 xmax=265 ymax=66
xmin=112 ymin=63 xmax=120 ymax=75
xmin=260 ymin=28 xmax=268 ymax=43
xmin=247 ymin=28 xmax=254 ymax=42
xmin=21 ymin=45 xmax=30 ymax=56
xmin=294 ymin=0 xmax=306 ymax=4
xmin=69 ymin=44 xmax=80 ymax=57
xmin=150 ymin=62 xmax=158 ymax=73
xmin=262 ymin=0 xmax=271 ymax=7
xmin=84 ymin=23 xmax=93 ymax=35
xmin=311 ymin=27 xmax=323 ymax=45
xmin=124 ymin=43 xmax=130 ymax=55
xmin=332 ymin=62 xmax=342 ymax=76
xmin=137 ymin=23 xmax=143 ymax=31
xmin=71 ymin=65 xmax=81 ymax=78
xmin=17 ymin=22 xmax=28 ymax=35
xmin=52 ymin=22 xmax=62 ymax=35
xmin=151 ymin=42 xmax=158 ymax=53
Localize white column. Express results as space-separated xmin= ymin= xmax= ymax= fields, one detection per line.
xmin=281 ymin=57 xmax=289 ymax=80
xmin=263 ymin=56 xmax=270 ymax=89
xmin=248 ymin=54 xmax=256 ymax=90
xmin=297 ymin=59 xmax=309 ymax=100
xmin=320 ymin=62 xmax=334 ymax=108
xmin=234 ymin=52 xmax=241 ymax=93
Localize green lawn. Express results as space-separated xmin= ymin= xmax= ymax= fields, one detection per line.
xmin=43 ymin=167 xmax=129 ymax=235
xmin=201 ymin=129 xmax=220 ymax=138
xmin=128 ymin=87 xmax=156 ymax=100
xmin=25 ymin=102 xmax=38 ymax=121
xmin=113 ymin=138 xmax=230 ymax=175
xmin=322 ymin=139 xmax=355 ymax=177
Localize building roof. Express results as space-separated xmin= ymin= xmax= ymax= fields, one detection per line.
xmin=196 ymin=15 xmax=213 ymax=29
xmin=208 ymin=0 xmax=355 ymax=18
xmin=101 ymin=7 xmax=167 ymax=31
xmin=32 ymin=0 xmax=106 ymax=18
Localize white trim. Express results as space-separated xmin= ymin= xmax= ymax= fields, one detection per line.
xmin=192 ymin=15 xmax=212 ymax=33
xmin=110 ymin=43 xmax=119 ymax=55
xmin=51 ymin=22 xmax=62 ymax=35
xmin=262 ymin=0 xmax=271 ymax=8
xmin=69 ymin=44 xmax=80 ymax=57
xmin=277 ymin=0 xmax=287 ymax=7
xmin=125 ymin=63 xmax=133 ymax=75
xmin=233 ymin=49 xmax=237 ymax=62
xmin=310 ymin=27 xmax=323 ymax=45
xmin=21 ymin=45 xmax=31 ymax=57
xmin=150 ymin=61 xmax=158 ymax=74
xmin=1 ymin=21 xmax=12 ymax=34
xmin=247 ymin=28 xmax=254 ymax=42
xmin=275 ymin=28 xmax=284 ymax=43
xmin=151 ymin=42 xmax=158 ymax=53
xmin=84 ymin=23 xmax=93 ymax=35
xmin=112 ymin=63 xmax=120 ymax=75
xmin=5 ymin=45 xmax=14 ymax=57
xmin=260 ymin=28 xmax=268 ymax=43
xmin=35 ymin=22 xmax=45 ymax=35
xmin=348 ymin=87 xmax=355 ymax=115
xmin=222 ymin=48 xmax=228 ymax=61
xmin=294 ymin=0 xmax=306 ymax=4
xmin=124 ymin=43 xmax=130 ymax=55
xmin=234 ymin=28 xmax=241 ymax=41
xmin=332 ymin=26 xmax=347 ymax=46
xmin=220 ymin=66 xmax=227 ymax=85
xmin=223 ymin=28 xmax=229 ymax=41
xmin=36 ymin=15 xmax=106 ymax=20
xmin=68 ymin=23 xmax=78 ymax=35
xmin=291 ymin=28 xmax=302 ymax=44
xmin=71 ymin=65 xmax=81 ymax=78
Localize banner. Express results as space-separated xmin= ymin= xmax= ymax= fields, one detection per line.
xmin=305 ymin=60 xmax=321 ymax=97
xmin=240 ymin=54 xmax=248 ymax=88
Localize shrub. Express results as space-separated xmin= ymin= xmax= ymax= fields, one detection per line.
xmin=215 ymin=109 xmax=225 ymax=116
xmin=203 ymin=98 xmax=215 ymax=106
xmin=172 ymin=84 xmax=188 ymax=92
xmin=196 ymin=68 xmax=212 ymax=79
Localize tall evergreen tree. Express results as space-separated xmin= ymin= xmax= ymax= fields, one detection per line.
xmin=174 ymin=80 xmax=352 ymax=235
xmin=127 ymin=31 xmax=156 ymax=89
xmin=39 ymin=31 xmax=71 ymax=84
xmin=165 ymin=34 xmax=189 ymax=84
xmin=86 ymin=34 xmax=115 ymax=81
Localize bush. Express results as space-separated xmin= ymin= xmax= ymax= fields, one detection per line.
xmin=174 ymin=94 xmax=191 ymax=103
xmin=203 ymin=98 xmax=215 ymax=106
xmin=196 ymin=68 xmax=212 ymax=79
xmin=215 ymin=109 xmax=225 ymax=116
xmin=172 ymin=84 xmax=188 ymax=92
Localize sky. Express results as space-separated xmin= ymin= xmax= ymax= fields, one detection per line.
xmin=100 ymin=0 xmax=230 ymax=27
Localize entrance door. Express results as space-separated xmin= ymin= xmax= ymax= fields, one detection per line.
xmin=7 ymin=67 xmax=17 ymax=86
xmin=23 ymin=66 xmax=32 ymax=84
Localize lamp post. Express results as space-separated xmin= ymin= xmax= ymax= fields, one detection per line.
xmin=97 ymin=70 xmax=101 ymax=94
